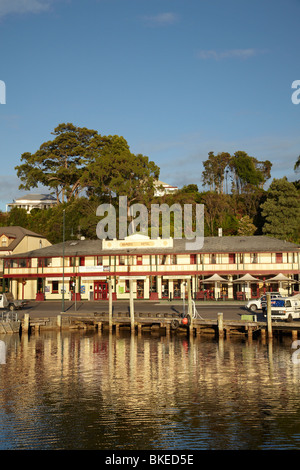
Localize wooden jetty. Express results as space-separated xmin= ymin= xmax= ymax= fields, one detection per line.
xmin=5 ymin=311 xmax=300 ymax=340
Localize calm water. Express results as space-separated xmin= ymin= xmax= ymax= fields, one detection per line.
xmin=1 ymin=328 xmax=300 ymax=450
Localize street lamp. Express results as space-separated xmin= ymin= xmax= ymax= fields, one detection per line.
xmin=62 ymin=209 xmax=65 ymax=313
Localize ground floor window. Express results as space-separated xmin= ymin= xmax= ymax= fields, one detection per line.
xmin=52 ymin=281 xmax=59 ymax=293
xmin=162 ymin=280 xmax=169 ymax=298
xmin=173 ymin=280 xmax=181 ymax=298
xmin=137 ymin=280 xmax=144 ymax=298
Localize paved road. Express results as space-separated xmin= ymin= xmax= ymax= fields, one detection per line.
xmin=18 ymin=299 xmax=266 ymax=322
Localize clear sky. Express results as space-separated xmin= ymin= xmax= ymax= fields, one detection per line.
xmin=0 ymin=0 xmax=300 ymax=211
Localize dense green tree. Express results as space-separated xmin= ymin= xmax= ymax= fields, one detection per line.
xmin=15 ymin=123 xmax=109 ymax=203
xmin=260 ymin=177 xmax=300 ymax=242
xmin=202 ymin=150 xmax=271 ymax=195
xmin=202 ymin=151 xmax=231 ymax=193
xmin=237 ymin=215 xmax=257 ymax=236
xmin=229 ymin=151 xmax=270 ymax=193
xmin=6 ymin=207 xmax=29 ymax=228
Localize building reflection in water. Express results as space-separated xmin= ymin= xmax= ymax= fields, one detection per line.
xmin=1 ymin=329 xmax=300 ymax=450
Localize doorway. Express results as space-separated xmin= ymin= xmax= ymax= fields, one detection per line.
xmin=94 ymin=281 xmax=108 ymax=300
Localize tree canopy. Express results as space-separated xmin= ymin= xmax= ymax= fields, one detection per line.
xmin=201 ymin=150 xmax=272 ymax=194
xmin=260 ymin=177 xmax=300 ymax=241
xmin=15 ymin=123 xmax=159 ymax=206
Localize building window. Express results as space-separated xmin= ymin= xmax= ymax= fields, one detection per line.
xmin=69 ymin=257 xmax=76 ymax=267
xmin=96 ymin=256 xmax=103 ymax=265
xmin=19 ymin=259 xmax=28 ymax=268
xmin=229 ymin=253 xmax=236 ymax=264
xmin=38 ymin=258 xmax=51 ymax=268
xmin=137 ymin=255 xmax=143 ymax=265
xmin=170 ymin=254 xmax=177 ymax=265
xmin=190 ymin=254 xmax=197 ymax=264
xmin=125 ymin=280 xmax=130 ymax=292
xmin=251 ymin=253 xmax=258 ymax=263
xmin=1 ymin=239 xmax=7 ymax=247
xmin=119 ymin=255 xmax=126 ymax=266
xmin=159 ymin=255 xmax=167 ymax=265
xmin=276 ymin=253 xmax=283 ymax=263
xmin=210 ymin=254 xmax=216 ymax=264
xmin=52 ymin=281 xmax=59 ymax=293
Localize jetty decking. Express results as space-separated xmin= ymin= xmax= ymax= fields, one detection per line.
xmin=0 ymin=311 xmax=297 ymax=340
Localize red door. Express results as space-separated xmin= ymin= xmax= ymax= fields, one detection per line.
xmin=94 ymin=281 xmax=108 ymax=300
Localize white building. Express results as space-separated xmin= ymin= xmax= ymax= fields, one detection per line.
xmin=154 ymin=180 xmax=178 ymax=197
xmin=6 ymin=194 xmax=57 ymax=213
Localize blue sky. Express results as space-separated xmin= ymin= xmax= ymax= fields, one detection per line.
xmin=0 ymin=0 xmax=300 ymax=211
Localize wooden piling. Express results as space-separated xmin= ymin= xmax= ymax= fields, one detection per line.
xmin=129 ymin=279 xmax=135 ymax=332
xmin=266 ymin=293 xmax=273 ymax=338
xmin=108 ymin=280 xmax=113 ymax=332
xmin=247 ymin=326 xmax=253 ymax=340
xmin=292 ymin=330 xmax=298 ymax=340
xmin=217 ymin=312 xmax=224 ymax=338
xmin=23 ymin=313 xmax=30 ymax=333
xmin=57 ymin=314 xmax=62 ymax=329
xmin=187 ymin=280 xmax=193 ymax=336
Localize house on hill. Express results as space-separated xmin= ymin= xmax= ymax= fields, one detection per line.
xmin=6 ymin=193 xmax=57 ymax=213
xmin=154 ymin=180 xmax=178 ymax=197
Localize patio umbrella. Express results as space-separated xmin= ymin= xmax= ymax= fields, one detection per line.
xmin=203 ymin=274 xmax=228 ymax=282
xmin=266 ymin=272 xmax=296 ymax=294
xmin=233 ymin=273 xmax=260 ymax=282
xmin=201 ymin=273 xmax=228 ymax=299
xmin=267 ymin=273 xmax=296 ymax=283
xmin=233 ymin=273 xmax=260 ymax=300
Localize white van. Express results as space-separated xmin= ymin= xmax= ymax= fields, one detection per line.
xmin=264 ymin=294 xmax=300 ymax=322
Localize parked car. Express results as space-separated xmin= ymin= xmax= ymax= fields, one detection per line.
xmin=0 ymin=293 xmax=28 ymax=311
xmin=246 ymin=293 xmax=282 ymax=312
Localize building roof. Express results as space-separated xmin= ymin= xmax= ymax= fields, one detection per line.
xmin=5 ymin=235 xmax=300 ymax=258
xmin=14 ymin=193 xmax=56 ymax=202
xmin=0 ymin=226 xmax=46 ymax=252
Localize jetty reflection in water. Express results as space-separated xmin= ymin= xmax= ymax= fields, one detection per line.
xmin=1 ymin=329 xmax=300 ymax=450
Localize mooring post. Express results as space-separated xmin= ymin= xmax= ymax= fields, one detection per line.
xmin=23 ymin=313 xmax=30 ymax=333
xmin=217 ymin=312 xmax=224 ymax=338
xmin=129 ymin=279 xmax=135 ymax=333
xmin=187 ymin=280 xmax=193 ymax=336
xmin=108 ymin=279 xmax=113 ymax=332
xmin=266 ymin=293 xmax=273 ymax=339
xmin=57 ymin=314 xmax=62 ymax=329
